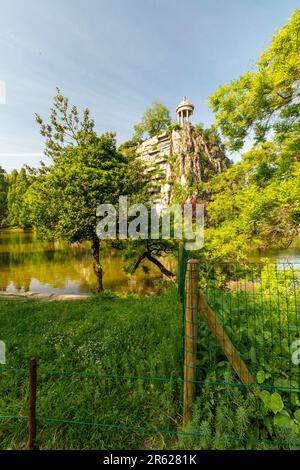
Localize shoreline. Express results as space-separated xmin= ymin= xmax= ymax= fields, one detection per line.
xmin=0 ymin=292 xmax=92 ymax=301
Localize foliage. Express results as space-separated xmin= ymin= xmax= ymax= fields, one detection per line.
xmin=202 ymin=10 xmax=300 ymax=261
xmin=6 ymin=168 xmax=32 ymax=228
xmin=28 ymin=90 xmax=145 ymax=291
xmin=179 ymin=372 xmax=299 ymax=449
xmin=133 ymin=101 xmax=172 ymax=142
xmin=26 ymin=132 xmax=130 ymax=243
xmin=0 ymin=167 xmax=8 ymax=227
xmin=210 ymin=9 xmax=300 ymax=151
xmin=117 ymin=139 xmax=138 ymax=159
xmin=1 ymin=282 xmax=299 ymax=449
xmin=165 ymin=123 xmax=181 ymax=133
xmin=35 ymin=87 xmax=95 ymax=161
xmin=195 ymin=262 xmax=300 ymax=448
xmin=204 ymin=137 xmax=300 ymax=261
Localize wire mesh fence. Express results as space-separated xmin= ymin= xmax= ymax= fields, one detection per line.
xmin=197 ymin=261 xmax=300 ymax=394
xmin=179 ymin=256 xmax=300 ymax=449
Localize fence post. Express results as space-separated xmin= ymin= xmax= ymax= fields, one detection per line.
xmin=27 ymin=357 xmax=37 ymax=450
xmin=183 ymin=259 xmax=199 ymax=424
xmin=177 ymin=243 xmax=188 ymax=304
xmin=178 ymin=243 xmax=184 ymax=300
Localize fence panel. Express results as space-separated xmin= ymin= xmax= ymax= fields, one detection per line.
xmin=196 ymin=262 xmax=300 ymax=394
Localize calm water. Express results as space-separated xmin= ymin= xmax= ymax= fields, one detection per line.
xmin=0 ymin=230 xmax=174 ymax=295
xmin=0 ymin=230 xmax=299 ymax=296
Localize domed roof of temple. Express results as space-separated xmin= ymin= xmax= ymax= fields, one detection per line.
xmin=176 ymin=96 xmax=195 ymax=113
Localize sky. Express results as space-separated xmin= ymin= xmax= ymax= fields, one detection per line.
xmin=0 ymin=0 xmax=299 ymax=172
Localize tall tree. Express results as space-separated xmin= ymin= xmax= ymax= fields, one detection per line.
xmin=204 ymin=10 xmax=300 ymax=260
xmin=0 ymin=167 xmax=8 ymax=227
xmin=133 ymin=101 xmax=172 ymax=142
xmin=204 ymin=138 xmax=300 ymax=260
xmin=28 ymin=90 xmax=143 ymax=291
xmin=210 ymin=9 xmax=300 ymax=151
xmin=35 ymin=87 xmax=95 ymax=161
xmin=7 ymin=168 xmax=31 ymax=228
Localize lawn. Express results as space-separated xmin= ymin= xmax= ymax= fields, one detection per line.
xmin=1 ymin=278 xmax=300 ymax=450
xmin=0 ymin=289 xmax=183 ymax=450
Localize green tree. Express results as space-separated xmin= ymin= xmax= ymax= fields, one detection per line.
xmin=35 ymin=87 xmax=95 ymax=161
xmin=133 ymin=101 xmax=172 ymax=142
xmin=210 ymin=9 xmax=300 ymax=151
xmin=202 ymin=9 xmax=300 ymax=260
xmin=203 ymin=137 xmax=300 ymax=261
xmin=0 ymin=167 xmax=8 ymax=227
xmin=28 ymin=90 xmax=143 ymax=292
xmin=7 ymin=168 xmax=32 ymax=228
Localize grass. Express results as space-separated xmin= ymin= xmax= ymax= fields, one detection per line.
xmin=1 ymin=266 xmax=300 ymax=450
xmin=0 ymin=289 xmax=183 ymax=450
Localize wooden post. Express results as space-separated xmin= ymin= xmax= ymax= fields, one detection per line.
xmin=183 ymin=259 xmax=200 ymax=423
xmin=198 ymin=292 xmax=255 ymax=388
xmin=27 ymin=357 xmax=37 ymax=450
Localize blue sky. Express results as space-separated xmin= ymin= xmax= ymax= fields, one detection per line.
xmin=0 ymin=0 xmax=298 ymax=172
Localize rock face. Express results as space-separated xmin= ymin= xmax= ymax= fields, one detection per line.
xmin=136 ymin=123 xmax=229 ymax=209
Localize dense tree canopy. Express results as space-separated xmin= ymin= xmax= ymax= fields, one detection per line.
xmin=0 ymin=167 xmax=8 ymax=227
xmin=27 ymin=91 xmax=145 ymax=291
xmin=210 ymin=9 xmax=300 ymax=151
xmin=203 ymin=9 xmax=300 ymax=261
xmin=7 ymin=168 xmax=32 ymax=228
xmin=204 ymin=139 xmax=300 ymax=260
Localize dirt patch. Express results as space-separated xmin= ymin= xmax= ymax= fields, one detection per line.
xmin=0 ymin=292 xmax=92 ymax=301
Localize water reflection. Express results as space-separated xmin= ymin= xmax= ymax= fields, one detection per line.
xmin=2 ymin=229 xmax=299 ymax=296
xmin=251 ymin=236 xmax=300 ymax=266
xmin=0 ymin=230 xmax=174 ymax=295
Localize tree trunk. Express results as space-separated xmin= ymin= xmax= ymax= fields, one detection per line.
xmin=91 ymin=238 xmax=103 ymax=293
xmin=145 ymin=253 xmax=175 ymax=279
xmin=133 ymin=251 xmax=175 ymax=280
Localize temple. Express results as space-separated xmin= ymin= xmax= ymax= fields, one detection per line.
xmin=137 ymin=98 xmax=228 ymax=211
xmin=176 ymin=96 xmax=194 ymax=125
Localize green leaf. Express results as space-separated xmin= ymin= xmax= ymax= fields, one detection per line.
xmin=274 ymin=410 xmax=292 ymax=428
xmin=294 ymin=409 xmax=300 ymax=423
xmin=259 ymin=390 xmax=271 ymax=408
xmin=291 ymin=393 xmax=300 ymax=407
xmin=256 ymin=370 xmax=265 ymax=384
xmin=270 ymin=392 xmax=284 ymax=414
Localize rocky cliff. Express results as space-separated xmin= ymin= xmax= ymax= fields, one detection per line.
xmin=136 ymin=123 xmax=229 ymax=209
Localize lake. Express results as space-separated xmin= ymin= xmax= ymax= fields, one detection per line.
xmin=0 ymin=230 xmax=299 ymax=296
xmin=0 ymin=230 xmax=175 ymax=296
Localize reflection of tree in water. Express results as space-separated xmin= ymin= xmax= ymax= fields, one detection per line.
xmin=0 ymin=231 xmax=176 ymax=295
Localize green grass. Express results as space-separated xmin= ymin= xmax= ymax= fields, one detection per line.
xmin=1 ymin=276 xmax=300 ymax=450
xmin=0 ymin=289 xmax=183 ymax=450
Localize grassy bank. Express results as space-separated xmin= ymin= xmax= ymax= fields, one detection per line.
xmin=0 ymin=289 xmax=183 ymax=449
xmin=1 ymin=280 xmax=300 ymax=450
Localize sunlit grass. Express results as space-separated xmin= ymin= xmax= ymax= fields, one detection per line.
xmin=0 ymin=289 xmax=183 ymax=449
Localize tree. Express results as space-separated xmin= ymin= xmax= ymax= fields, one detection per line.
xmin=204 ymin=138 xmax=300 ymax=261
xmin=28 ymin=90 xmax=143 ymax=292
xmin=0 ymin=167 xmax=8 ymax=227
xmin=7 ymin=168 xmax=32 ymax=228
xmin=202 ymin=9 xmax=300 ymax=261
xmin=133 ymin=101 xmax=172 ymax=142
xmin=210 ymin=9 xmax=300 ymax=151
xmin=35 ymin=87 xmax=95 ymax=161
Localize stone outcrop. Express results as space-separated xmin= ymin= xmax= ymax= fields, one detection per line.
xmin=136 ymin=123 xmax=229 ymax=209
